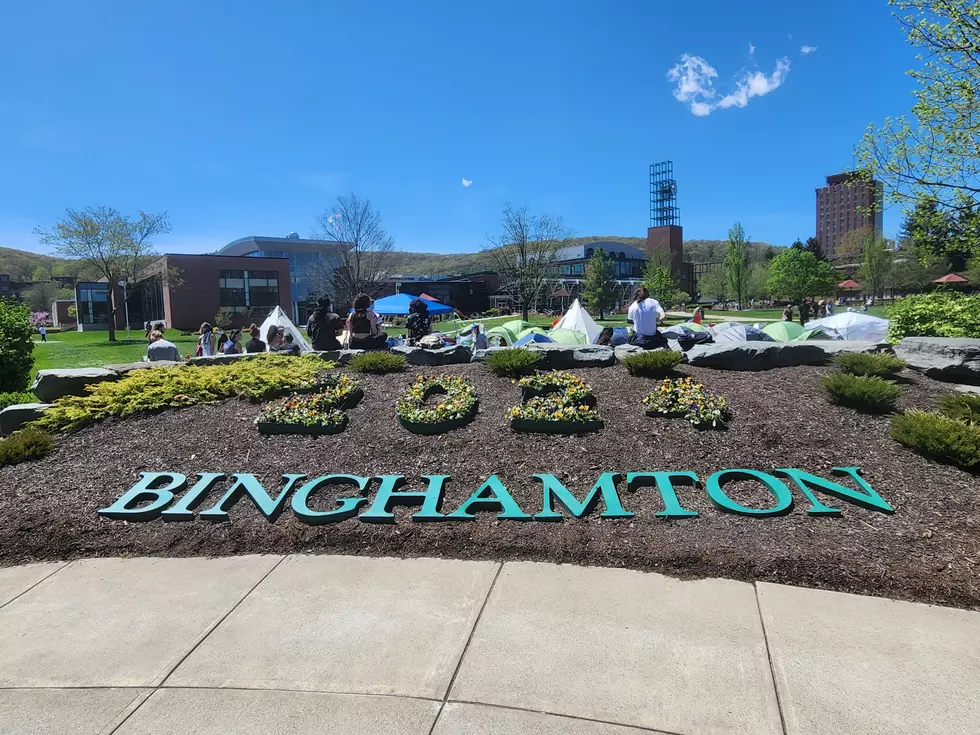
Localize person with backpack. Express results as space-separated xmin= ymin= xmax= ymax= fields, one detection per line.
xmin=306 ymin=296 xmax=343 ymax=351
xmin=195 ymin=322 xmax=216 ymax=357
xmin=345 ymin=293 xmax=387 ymax=350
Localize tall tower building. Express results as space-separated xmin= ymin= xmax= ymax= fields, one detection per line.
xmin=815 ymin=172 xmax=884 ymax=259
xmin=646 ymin=161 xmax=687 ymax=291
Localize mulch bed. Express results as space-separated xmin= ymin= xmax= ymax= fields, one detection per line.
xmin=1 ymin=362 xmax=978 ymax=610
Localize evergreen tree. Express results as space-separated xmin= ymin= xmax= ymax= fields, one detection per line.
xmin=581 ymin=248 xmax=615 ymax=319
xmin=642 ymin=259 xmax=678 ymax=307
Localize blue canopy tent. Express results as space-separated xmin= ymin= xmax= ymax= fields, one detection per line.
xmin=513 ymin=332 xmax=555 ymax=347
xmin=368 ymin=293 xmax=454 ymax=315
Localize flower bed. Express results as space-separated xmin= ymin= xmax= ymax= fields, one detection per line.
xmin=396 ymin=375 xmax=478 ymax=435
xmin=510 ymin=372 xmax=603 ymax=434
xmin=642 ymin=377 xmax=729 ymax=429
xmin=256 ymin=393 xmax=351 ymax=436
xmin=294 ymin=373 xmax=363 ymax=409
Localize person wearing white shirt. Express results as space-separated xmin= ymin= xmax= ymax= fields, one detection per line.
xmin=626 ymin=286 xmax=668 ymax=349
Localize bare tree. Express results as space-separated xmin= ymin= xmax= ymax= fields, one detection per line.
xmin=34 ymin=207 xmax=171 ymax=342
xmin=483 ymin=204 xmax=572 ymax=321
xmin=309 ymin=193 xmax=395 ymax=310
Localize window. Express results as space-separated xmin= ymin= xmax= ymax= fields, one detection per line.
xmin=219 ymin=270 xmax=247 ymax=311
xmin=77 ymin=283 xmax=110 ymax=324
xmin=246 ymin=270 xmax=280 ymax=308
xmin=559 ymin=264 xmax=571 ymax=275
xmin=572 ymin=263 xmax=584 ymax=276
xmin=219 ymin=270 xmax=279 ymax=313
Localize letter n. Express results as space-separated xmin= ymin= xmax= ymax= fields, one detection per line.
xmin=775 ymin=467 xmax=894 ymax=516
xmin=198 ymin=474 xmax=305 ymax=522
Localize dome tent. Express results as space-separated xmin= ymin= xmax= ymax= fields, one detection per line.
xmin=258 ymin=306 xmax=313 ymax=353
xmin=551 ymin=298 xmax=601 ymax=344
xmin=804 ymin=312 xmax=889 ymax=341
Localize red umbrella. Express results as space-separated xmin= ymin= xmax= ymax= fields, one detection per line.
xmin=837 ymin=279 xmax=861 ymax=289
xmin=934 ymin=273 xmax=968 ymax=284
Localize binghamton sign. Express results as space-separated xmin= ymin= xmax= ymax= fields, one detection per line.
xmin=99 ymin=468 xmax=894 ymax=523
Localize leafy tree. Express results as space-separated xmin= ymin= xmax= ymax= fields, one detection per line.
xmin=890 ymin=252 xmax=945 ymax=293
xmin=483 ymin=204 xmax=572 ymax=320
xmin=724 ymin=222 xmax=750 ymax=308
xmin=857 ymin=234 xmax=894 ymax=300
xmin=856 ymin=0 xmax=980 ymax=238
xmin=642 ymin=260 xmax=679 ymax=307
xmin=697 ymin=267 xmax=727 ymax=302
xmin=746 ymin=263 xmax=771 ymax=301
xmin=581 ymin=247 xmax=615 ymax=319
xmin=899 ymin=195 xmax=965 ymax=269
xmin=0 ymin=301 xmax=34 ymax=392
xmin=24 ymin=280 xmax=59 ymax=312
xmin=34 ymin=207 xmax=171 ymax=342
xmin=310 ymin=193 xmax=395 ymax=309
xmin=766 ymin=249 xmax=836 ymax=303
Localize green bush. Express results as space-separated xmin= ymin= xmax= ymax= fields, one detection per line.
xmin=0 ymin=301 xmax=35 ymax=392
xmin=37 ymin=354 xmax=335 ymax=433
xmin=886 ymin=292 xmax=980 ymax=343
xmin=622 ymin=350 xmax=684 ymax=377
xmin=831 ymin=352 xmax=906 ymax=378
xmin=821 ymin=373 xmax=902 ymax=414
xmin=891 ymin=410 xmax=980 ymax=472
xmin=937 ymin=393 xmax=980 ymax=425
xmin=0 ymin=391 xmax=37 ymax=410
xmin=484 ymin=349 xmax=542 ymax=377
xmin=0 ymin=427 xmax=53 ymax=467
xmin=347 ymin=351 xmax=407 ymax=374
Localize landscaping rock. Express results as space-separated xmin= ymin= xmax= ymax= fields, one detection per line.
xmin=614 ymin=344 xmax=645 ymax=360
xmin=391 ymin=345 xmax=472 ymax=366
xmin=525 ymin=343 xmax=615 ymax=369
xmin=0 ymin=403 xmax=52 ymax=435
xmin=894 ymin=338 xmax=980 ymax=384
xmin=686 ymin=341 xmax=889 ymax=371
xmin=309 ymin=350 xmax=365 ymax=366
xmin=188 ymin=353 xmax=254 ymax=366
xmin=30 ymin=368 xmax=120 ymax=402
xmin=106 ymin=360 xmax=184 ymax=375
xmin=470 ymin=347 xmax=504 ymax=363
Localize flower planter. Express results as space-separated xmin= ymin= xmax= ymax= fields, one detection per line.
xmin=256 ymin=415 xmax=349 ymax=436
xmin=398 ymin=404 xmax=478 ymax=435
xmin=510 ymin=417 xmax=604 ymax=435
xmin=521 ymin=386 xmax=597 ymax=406
xmin=644 ymin=409 xmax=687 ymax=419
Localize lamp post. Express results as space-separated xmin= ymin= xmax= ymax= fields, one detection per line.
xmin=118 ymin=280 xmax=131 ymax=339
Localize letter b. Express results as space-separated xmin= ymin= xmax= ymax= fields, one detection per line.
xmin=98 ymin=473 xmax=186 ymax=521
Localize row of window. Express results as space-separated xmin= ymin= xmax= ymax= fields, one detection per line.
xmin=218 ymin=270 xmax=280 ymax=313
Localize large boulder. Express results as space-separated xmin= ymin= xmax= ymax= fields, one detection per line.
xmin=525 ymin=343 xmax=615 ymax=369
xmin=894 ymin=338 xmax=980 ymax=383
xmin=685 ymin=341 xmax=889 ymax=371
xmin=30 ymin=368 xmax=119 ymax=402
xmin=309 ymin=349 xmax=365 ymax=366
xmin=0 ymin=403 xmax=52 ymax=435
xmin=614 ymin=344 xmax=645 ymax=360
xmin=470 ymin=347 xmax=504 ymax=363
xmin=391 ymin=345 xmax=472 ymax=366
xmin=106 ymin=360 xmax=184 ymax=375
xmin=188 ymin=353 xmax=254 ymax=366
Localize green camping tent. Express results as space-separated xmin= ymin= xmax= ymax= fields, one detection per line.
xmin=486 ymin=326 xmax=517 ymax=346
xmin=501 ymin=319 xmax=532 ymax=335
xmin=762 ymin=321 xmax=804 ymax=342
xmin=548 ymin=328 xmax=587 ymax=345
xmin=515 ymin=327 xmax=549 ymax=340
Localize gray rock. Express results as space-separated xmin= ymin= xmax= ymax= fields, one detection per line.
xmin=686 ymin=341 xmax=889 ymax=371
xmin=614 ymin=344 xmax=645 ymax=360
xmin=309 ymin=349 xmax=365 ymax=365
xmin=106 ymin=360 xmax=184 ymax=375
xmin=187 ymin=353 xmax=254 ymax=366
xmin=0 ymin=403 xmax=52 ymax=435
xmin=391 ymin=345 xmax=472 ymax=366
xmin=470 ymin=347 xmax=505 ymax=363
xmin=525 ymin=343 xmax=615 ymax=369
xmin=894 ymin=338 xmax=980 ymax=383
xmin=30 ymin=368 xmax=119 ymax=402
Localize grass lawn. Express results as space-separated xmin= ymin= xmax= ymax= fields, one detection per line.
xmin=30 ymin=329 xmax=199 ymax=378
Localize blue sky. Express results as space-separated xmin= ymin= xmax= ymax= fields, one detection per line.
xmin=0 ymin=0 xmax=917 ymax=255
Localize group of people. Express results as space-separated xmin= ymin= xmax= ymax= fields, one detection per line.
xmin=194 ymin=322 xmax=302 ymax=357
xmin=306 ymin=293 xmax=392 ymax=351
xmin=782 ymin=298 xmax=836 ymax=327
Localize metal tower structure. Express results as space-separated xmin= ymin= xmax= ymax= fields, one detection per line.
xmin=649 ymin=161 xmax=680 ymax=228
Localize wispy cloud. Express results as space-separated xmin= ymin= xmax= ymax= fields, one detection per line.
xmin=800 ymin=44 xmax=817 ymax=55
xmin=748 ymin=42 xmax=756 ymax=55
xmin=461 ymin=178 xmax=473 ymax=188
xmin=666 ymin=54 xmax=791 ymax=116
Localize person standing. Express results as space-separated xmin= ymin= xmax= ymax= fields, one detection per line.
xmin=221 ymin=329 xmax=243 ymax=354
xmin=196 ymin=322 xmax=216 ymax=357
xmin=626 ymin=286 xmax=668 ymax=350
xmin=38 ymin=325 xmax=47 ymax=342
xmin=306 ymin=296 xmax=343 ymax=351
xmin=782 ymin=304 xmax=793 ymax=322
xmin=799 ymin=300 xmax=811 ymax=327
xmin=146 ymin=330 xmax=181 ymax=361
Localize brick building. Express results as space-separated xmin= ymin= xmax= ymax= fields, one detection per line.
xmin=815 ymin=172 xmax=884 ymax=259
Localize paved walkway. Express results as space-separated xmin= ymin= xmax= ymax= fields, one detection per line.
xmin=1 ymin=555 xmax=978 ymax=734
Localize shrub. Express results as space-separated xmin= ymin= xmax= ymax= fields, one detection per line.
xmin=891 ymin=410 xmax=980 ymax=472
xmin=622 ymin=350 xmax=683 ymax=377
xmin=36 ymin=354 xmax=335 ymax=433
xmin=347 ymin=352 xmax=406 ymax=374
xmin=484 ymin=349 xmax=542 ymax=378
xmin=0 ymin=301 xmax=35 ymax=392
xmin=937 ymin=393 xmax=980 ymax=425
xmin=821 ymin=373 xmax=902 ymax=414
xmin=0 ymin=391 xmax=37 ymax=410
xmin=0 ymin=427 xmax=53 ymax=467
xmin=886 ymin=292 xmax=980 ymax=343
xmin=831 ymin=352 xmax=906 ymax=378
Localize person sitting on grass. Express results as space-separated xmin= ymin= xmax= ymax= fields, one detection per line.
xmin=266 ymin=325 xmax=284 ymax=351
xmin=221 ymin=329 xmax=243 ymax=354
xmin=245 ymin=324 xmax=265 ymax=353
xmin=626 ymin=286 xmax=668 ymax=350
xmin=406 ymin=298 xmax=432 ymax=344
xmin=307 ymin=296 xmax=343 ymax=351
xmin=146 ymin=330 xmax=181 ymax=362
xmin=275 ymin=332 xmax=301 ymax=356
xmin=346 ymin=293 xmax=388 ymax=350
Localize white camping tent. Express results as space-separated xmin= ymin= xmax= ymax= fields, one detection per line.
xmin=258 ymin=306 xmax=313 ymax=352
xmin=803 ymin=312 xmax=889 ymax=342
xmin=551 ymin=298 xmax=601 ymax=344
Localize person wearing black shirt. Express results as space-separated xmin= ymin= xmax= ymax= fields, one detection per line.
xmin=245 ymin=324 xmax=266 ymax=354
xmin=276 ymin=333 xmax=301 ymax=356
xmin=307 ymin=296 xmax=343 ymax=351
xmin=406 ymin=298 xmax=432 ymax=344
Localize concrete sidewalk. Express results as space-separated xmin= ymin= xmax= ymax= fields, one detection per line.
xmin=1 ymin=555 xmax=977 ymax=734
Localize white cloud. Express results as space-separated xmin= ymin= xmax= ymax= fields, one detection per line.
xmin=748 ymin=42 xmax=756 ymax=55
xmin=461 ymin=178 xmax=472 ymax=187
xmin=800 ymin=44 xmax=817 ymax=55
xmin=667 ymin=54 xmax=790 ymax=116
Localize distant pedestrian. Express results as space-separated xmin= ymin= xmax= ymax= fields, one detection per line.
xmin=799 ymin=300 xmax=811 ymax=327
xmin=39 ymin=325 xmax=47 ymax=342
xmin=196 ymin=322 xmax=216 ymax=357
xmin=781 ymin=305 xmax=793 ymax=322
